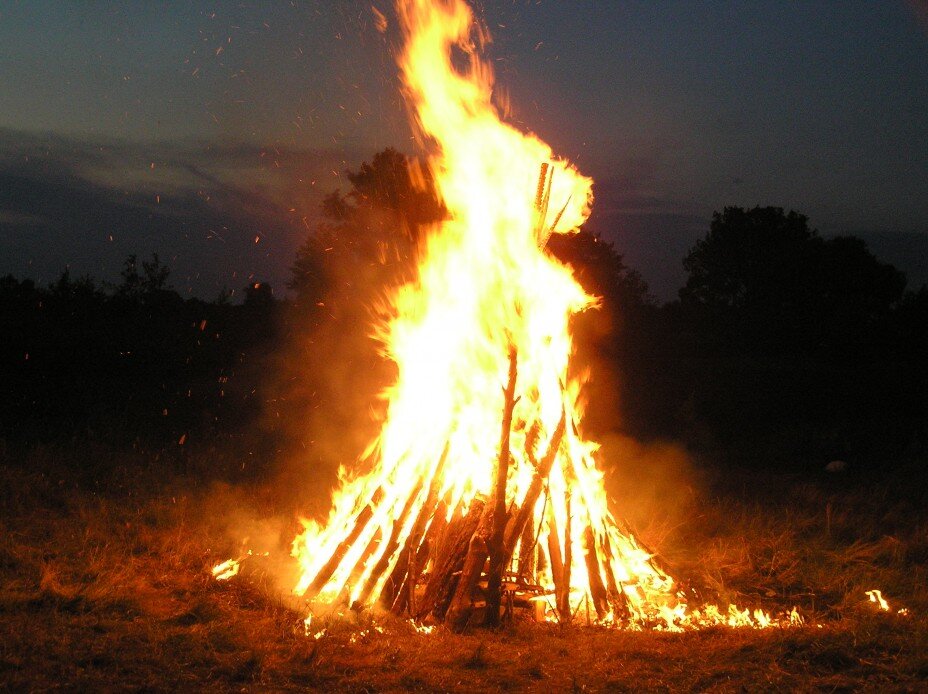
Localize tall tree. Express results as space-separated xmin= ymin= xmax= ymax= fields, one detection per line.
xmin=276 ymin=149 xmax=445 ymax=469
xmin=288 ymin=148 xmax=443 ymax=310
xmin=679 ymin=206 xmax=905 ymax=354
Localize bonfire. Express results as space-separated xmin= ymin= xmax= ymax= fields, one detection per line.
xmin=279 ymin=0 xmax=793 ymax=632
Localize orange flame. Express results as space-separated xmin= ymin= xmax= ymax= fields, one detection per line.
xmin=289 ymin=0 xmax=791 ymax=630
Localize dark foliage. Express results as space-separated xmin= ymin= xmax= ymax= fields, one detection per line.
xmin=0 ymin=257 xmax=278 ymax=453
xmin=628 ymin=206 xmax=926 ymax=466
xmin=287 ymin=147 xmax=444 ymax=314
xmin=679 ymin=207 xmax=906 ymax=356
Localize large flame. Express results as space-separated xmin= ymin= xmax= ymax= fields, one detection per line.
xmin=289 ymin=0 xmax=784 ymax=630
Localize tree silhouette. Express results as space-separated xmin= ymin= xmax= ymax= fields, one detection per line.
xmin=278 ymin=149 xmax=447 ymax=465
xmin=681 ymin=207 xmax=818 ymax=316
xmin=117 ymin=253 xmax=172 ymax=299
xmin=680 ymin=206 xmax=905 ymax=354
xmin=661 ymin=206 xmax=920 ymax=464
xmin=288 ymin=148 xmax=444 ymax=309
xmin=547 ymin=230 xmax=650 ymax=320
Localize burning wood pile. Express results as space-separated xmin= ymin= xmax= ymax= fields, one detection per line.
xmin=286 ymin=0 xmax=787 ymax=632
xmin=292 ymin=150 xmax=676 ymax=630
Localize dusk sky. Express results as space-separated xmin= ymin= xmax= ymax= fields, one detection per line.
xmin=1 ymin=0 xmax=926 ymax=300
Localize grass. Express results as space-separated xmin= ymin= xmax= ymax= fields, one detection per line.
xmin=1 ymin=438 xmax=927 ymax=691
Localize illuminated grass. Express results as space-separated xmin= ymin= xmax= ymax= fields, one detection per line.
xmin=1 ymin=441 xmax=926 ymax=690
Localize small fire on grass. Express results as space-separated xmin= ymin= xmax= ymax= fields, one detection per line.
xmin=866 ymin=589 xmax=909 ymax=616
xmin=216 ymin=0 xmax=803 ymax=632
xmin=211 ymin=548 xmax=268 ymax=582
xmin=211 ymin=559 xmax=240 ymax=582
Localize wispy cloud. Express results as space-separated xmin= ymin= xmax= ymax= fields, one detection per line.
xmin=0 ymin=129 xmax=366 ymax=297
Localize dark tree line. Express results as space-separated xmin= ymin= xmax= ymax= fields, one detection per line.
xmin=0 ymin=255 xmax=278 ymax=449
xmin=3 ymin=148 xmax=926 ymax=469
xmin=631 ymin=208 xmax=926 ymax=465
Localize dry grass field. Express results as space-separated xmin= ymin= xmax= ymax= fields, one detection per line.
xmin=1 ymin=439 xmax=926 ymax=692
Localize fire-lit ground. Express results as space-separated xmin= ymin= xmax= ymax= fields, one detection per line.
xmin=2 ymin=441 xmax=926 ymax=691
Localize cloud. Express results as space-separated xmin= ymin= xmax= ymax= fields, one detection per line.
xmin=0 ymin=129 xmax=366 ymax=298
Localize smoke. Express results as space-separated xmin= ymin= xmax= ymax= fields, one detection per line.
xmin=255 ymin=198 xmax=417 ymax=511
xmin=600 ymin=433 xmax=702 ymax=555
xmin=261 ymin=300 xmax=393 ymax=511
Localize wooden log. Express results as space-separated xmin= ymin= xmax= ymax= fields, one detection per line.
xmin=354 ymin=526 xmax=385 ymax=581
xmin=534 ymin=162 xmax=550 ymax=211
xmin=560 ymin=491 xmax=573 ymax=622
xmin=599 ymin=531 xmax=631 ymax=622
xmin=616 ymin=515 xmax=667 ymax=579
xmin=385 ymin=539 xmax=412 ymax=612
xmin=523 ymin=421 xmax=541 ymax=467
xmin=545 ymin=500 xmax=566 ymax=621
xmin=484 ymin=347 xmax=519 ymax=628
xmin=502 ymin=410 xmax=566 ymax=563
xmin=582 ymin=526 xmax=610 ymax=620
xmin=382 ymin=445 xmax=450 ymax=610
xmin=517 ymin=513 xmax=536 ymax=581
xmin=417 ymin=497 xmax=484 ymax=621
xmin=305 ymin=487 xmax=385 ymax=597
xmin=405 ymin=499 xmax=448 ymax=616
xmin=416 ymin=498 xmax=449 ymax=574
xmin=334 ymin=518 xmax=389 ymax=608
xmin=535 ymin=525 xmax=549 ymax=576
xmin=534 ymin=163 xmax=558 ymax=248
xmin=446 ymin=505 xmax=492 ymax=631
xmin=351 ymin=478 xmax=424 ymax=609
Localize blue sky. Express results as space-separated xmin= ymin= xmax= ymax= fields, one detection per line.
xmin=1 ymin=1 xmax=926 ymax=298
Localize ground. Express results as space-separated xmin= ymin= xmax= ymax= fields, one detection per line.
xmin=1 ymin=440 xmax=926 ymax=692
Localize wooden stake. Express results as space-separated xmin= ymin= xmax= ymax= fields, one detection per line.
xmin=484 ymin=347 xmax=519 ymax=628
xmin=305 ymin=487 xmax=385 ymax=597
xmin=582 ymin=526 xmax=610 ymax=620
xmin=517 ymin=514 xmax=536 ymax=581
xmin=545 ymin=500 xmax=566 ymax=621
xmin=418 ymin=497 xmax=484 ymax=621
xmin=600 ymin=531 xmax=632 ymax=622
xmin=560 ymin=491 xmax=573 ymax=623
xmin=534 ymin=162 xmax=550 ymax=212
xmin=502 ymin=409 xmax=566 ymax=563
xmin=352 ymin=478 xmax=424 ymax=608
xmin=394 ymin=497 xmax=449 ymax=616
xmin=444 ymin=505 xmax=491 ymax=631
xmin=383 ymin=445 xmax=450 ymax=611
